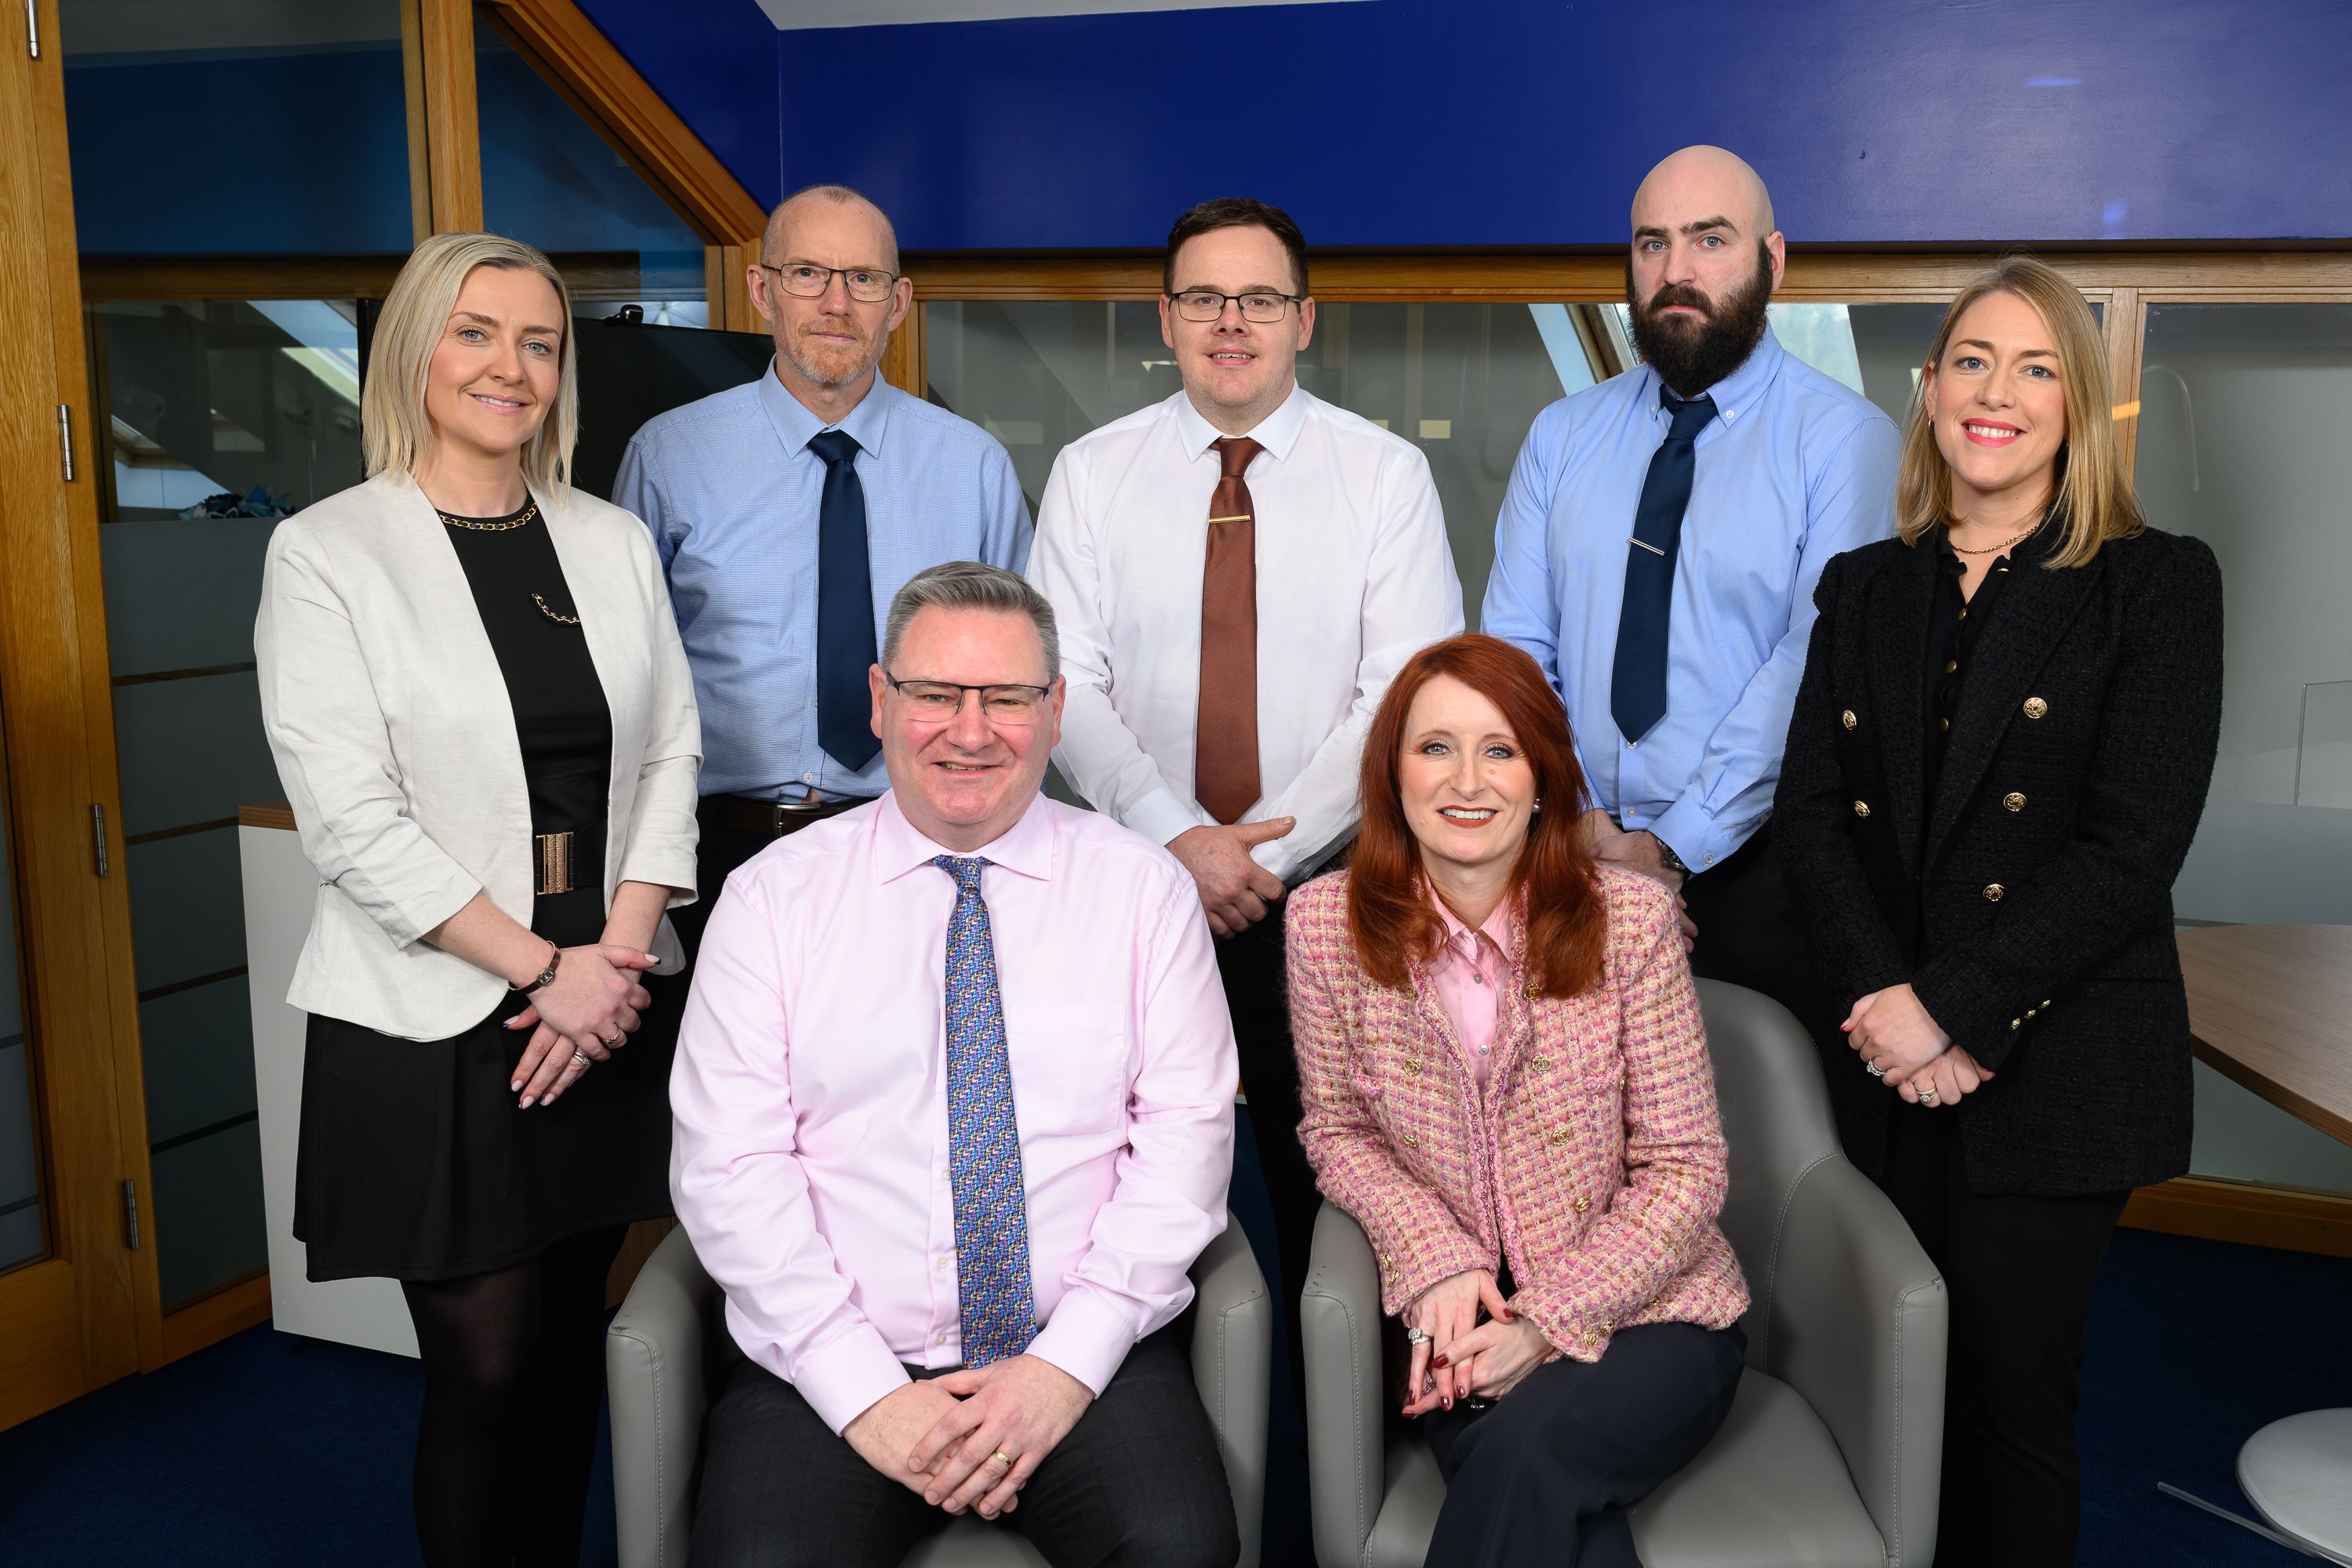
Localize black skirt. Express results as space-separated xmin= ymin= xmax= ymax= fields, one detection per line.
xmin=292 ymin=495 xmax=677 ymax=1283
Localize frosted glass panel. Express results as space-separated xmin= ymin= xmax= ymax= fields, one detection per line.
xmin=2140 ymin=303 xmax=2352 ymax=924
xmin=91 ymin=296 xmax=366 ymax=1308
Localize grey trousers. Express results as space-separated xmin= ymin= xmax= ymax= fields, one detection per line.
xmin=690 ymin=1324 xmax=1240 ymax=1568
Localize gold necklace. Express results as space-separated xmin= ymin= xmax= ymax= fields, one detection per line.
xmin=532 ymin=593 xmax=580 ymax=626
xmin=1948 ymin=521 xmax=2038 ymax=557
xmin=438 ymin=499 xmax=539 ymax=532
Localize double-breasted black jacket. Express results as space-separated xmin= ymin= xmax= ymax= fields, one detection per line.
xmin=1774 ymin=524 xmax=2223 ymax=1197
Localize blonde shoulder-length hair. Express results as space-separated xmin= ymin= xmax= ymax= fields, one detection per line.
xmin=1896 ymin=254 xmax=2143 ymax=568
xmin=361 ymin=231 xmax=578 ymax=499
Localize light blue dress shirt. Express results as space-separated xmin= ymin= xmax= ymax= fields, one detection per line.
xmin=615 ymin=367 xmax=1033 ymax=799
xmin=1482 ymin=328 xmax=1899 ymax=872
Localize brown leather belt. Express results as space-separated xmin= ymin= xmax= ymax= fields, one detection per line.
xmin=697 ymin=793 xmax=874 ymax=840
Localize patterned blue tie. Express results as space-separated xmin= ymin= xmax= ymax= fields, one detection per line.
xmin=934 ymin=854 xmax=1036 ymax=1366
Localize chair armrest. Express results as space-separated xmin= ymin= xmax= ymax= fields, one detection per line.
xmin=1762 ymin=1155 xmax=1948 ymax=1568
xmin=1301 ymin=1201 xmax=1385 ymax=1568
xmin=608 ymin=1225 xmax=721 ymax=1568
xmin=1189 ymin=1213 xmax=1272 ymax=1568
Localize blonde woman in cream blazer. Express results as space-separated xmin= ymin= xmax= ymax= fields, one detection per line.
xmin=253 ymin=232 xmax=697 ymax=1567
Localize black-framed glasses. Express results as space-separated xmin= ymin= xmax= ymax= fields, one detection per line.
xmin=758 ymin=261 xmax=900 ymax=303
xmin=1167 ymin=289 xmax=1301 ymax=324
xmin=884 ymin=671 xmax=1054 ymax=724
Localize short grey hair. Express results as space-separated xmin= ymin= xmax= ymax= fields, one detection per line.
xmin=882 ymin=561 xmax=1059 ymax=681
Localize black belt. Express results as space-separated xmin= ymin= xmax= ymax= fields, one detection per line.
xmin=698 ymin=793 xmax=874 ymax=840
xmin=533 ymin=822 xmax=604 ymax=896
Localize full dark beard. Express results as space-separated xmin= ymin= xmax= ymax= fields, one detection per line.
xmin=1624 ymin=241 xmax=1773 ymax=397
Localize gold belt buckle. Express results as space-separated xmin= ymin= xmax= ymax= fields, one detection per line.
xmin=535 ymin=830 xmax=575 ymax=896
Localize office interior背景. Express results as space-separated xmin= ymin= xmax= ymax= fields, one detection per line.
xmin=2 ymin=2 xmax=2350 ymax=1565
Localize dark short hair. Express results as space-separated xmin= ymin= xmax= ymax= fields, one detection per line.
xmin=1163 ymin=198 xmax=1310 ymax=299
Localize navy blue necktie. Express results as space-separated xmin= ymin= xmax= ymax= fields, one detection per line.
xmin=809 ymin=429 xmax=879 ymax=772
xmin=1610 ymin=390 xmax=1719 ymax=744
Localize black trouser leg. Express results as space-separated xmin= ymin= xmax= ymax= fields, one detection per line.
xmin=1421 ymin=1322 xmax=1747 ymax=1568
xmin=692 ymin=1327 xmax=1236 ymax=1568
xmin=1680 ymin=825 xmax=1835 ymax=1036
xmin=1879 ymin=1110 xmax=2129 ymax=1568
xmin=400 ymin=1225 xmax=627 ymax=1568
xmin=1217 ymin=906 xmax=1315 ymax=1410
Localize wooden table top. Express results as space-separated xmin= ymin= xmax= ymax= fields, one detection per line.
xmin=2177 ymin=924 xmax=2352 ymax=1150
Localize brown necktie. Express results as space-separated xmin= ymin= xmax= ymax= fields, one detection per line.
xmin=1196 ymin=436 xmax=1263 ymax=826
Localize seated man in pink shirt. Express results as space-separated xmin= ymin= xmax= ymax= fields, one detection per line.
xmin=670 ymin=561 xmax=1242 ymax=1567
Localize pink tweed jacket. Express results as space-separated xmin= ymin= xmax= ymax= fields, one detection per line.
xmin=1287 ymin=866 xmax=1749 ymax=1363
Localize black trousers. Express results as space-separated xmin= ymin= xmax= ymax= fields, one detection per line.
xmin=1681 ymin=823 xmax=1832 ymax=1035
xmin=690 ymin=1325 xmax=1239 ymax=1568
xmin=1218 ymin=903 xmax=1316 ymax=1408
xmin=1878 ymin=1108 xmax=2129 ymax=1568
xmin=1421 ymin=1322 xmax=1747 ymax=1568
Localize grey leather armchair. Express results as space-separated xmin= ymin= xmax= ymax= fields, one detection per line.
xmin=1301 ymin=978 xmax=1948 ymax=1568
xmin=608 ymin=1216 xmax=1272 ymax=1568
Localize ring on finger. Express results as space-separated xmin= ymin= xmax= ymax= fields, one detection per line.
xmin=991 ymin=1448 xmax=1015 ymax=1468
xmin=571 ymin=1048 xmax=591 ymax=1067
xmin=1919 ymin=1088 xmax=1940 ymax=1106
xmin=601 ymin=1032 xmax=621 ymax=1047
xmin=1403 ymin=1326 xmax=1429 ymax=1345
xmin=1865 ymin=1059 xmax=1886 ymax=1077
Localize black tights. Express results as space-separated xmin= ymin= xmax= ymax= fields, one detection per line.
xmin=400 ymin=1225 xmax=627 ymax=1568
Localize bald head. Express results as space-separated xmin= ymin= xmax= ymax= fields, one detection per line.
xmin=1631 ymin=146 xmax=1776 ymax=247
xmin=764 ymin=183 xmax=900 ymax=274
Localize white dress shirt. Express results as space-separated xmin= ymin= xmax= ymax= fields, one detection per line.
xmin=1028 ymin=385 xmax=1463 ymax=883
xmin=669 ymin=792 xmax=1236 ymax=1434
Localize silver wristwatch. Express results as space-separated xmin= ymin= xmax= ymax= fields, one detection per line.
xmin=1647 ymin=831 xmax=1689 ymax=876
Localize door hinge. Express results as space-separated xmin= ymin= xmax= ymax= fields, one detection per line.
xmin=56 ymin=404 xmax=74 ymax=481
xmin=122 ymin=1180 xmax=140 ymax=1250
xmin=91 ymin=803 xmax=109 ymax=877
xmin=25 ymin=0 xmax=39 ymax=60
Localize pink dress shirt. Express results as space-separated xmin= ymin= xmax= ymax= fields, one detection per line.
xmin=670 ymin=792 xmax=1237 ymax=1434
xmin=1428 ymin=897 xmax=1517 ymax=1085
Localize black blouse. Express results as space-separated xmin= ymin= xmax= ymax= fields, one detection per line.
xmin=438 ymin=494 xmax=615 ymax=942
xmin=1922 ymin=514 xmax=2060 ymax=808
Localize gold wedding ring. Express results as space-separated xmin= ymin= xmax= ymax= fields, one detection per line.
xmin=992 ymin=1449 xmax=1015 ymax=1468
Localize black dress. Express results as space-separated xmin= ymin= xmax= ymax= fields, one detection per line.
xmin=295 ymin=496 xmax=677 ymax=1283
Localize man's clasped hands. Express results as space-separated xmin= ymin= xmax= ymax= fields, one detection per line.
xmin=843 ymin=1354 xmax=1097 ymax=1523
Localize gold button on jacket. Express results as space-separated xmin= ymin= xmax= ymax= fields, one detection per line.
xmin=1852 ymin=800 xmax=1871 ymax=818
xmin=2023 ymin=696 xmax=2049 ymax=719
xmin=1840 ymin=709 xmax=1858 ymax=730
xmin=1983 ymin=883 xmax=2005 ymax=902
xmin=2002 ymin=792 xmax=2027 ymax=811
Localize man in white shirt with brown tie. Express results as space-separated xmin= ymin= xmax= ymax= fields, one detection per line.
xmin=1026 ymin=198 xmax=1461 ymax=1395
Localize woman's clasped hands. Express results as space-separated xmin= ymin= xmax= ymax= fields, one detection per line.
xmin=1843 ymin=982 xmax=1993 ymax=1110
xmin=503 ymin=942 xmax=660 ymax=1108
xmin=1402 ymin=1268 xmax=1555 ymax=1415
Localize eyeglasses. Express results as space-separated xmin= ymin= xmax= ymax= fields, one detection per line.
xmin=1167 ymin=289 xmax=1301 ymax=324
xmin=884 ymin=671 xmax=1054 ymax=725
xmin=758 ymin=262 xmax=900 ymax=303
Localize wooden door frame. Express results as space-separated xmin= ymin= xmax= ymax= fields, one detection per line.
xmin=0 ymin=0 xmax=159 ymax=1428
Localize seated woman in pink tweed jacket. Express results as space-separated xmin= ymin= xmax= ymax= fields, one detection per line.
xmin=1288 ymin=633 xmax=1751 ymax=1568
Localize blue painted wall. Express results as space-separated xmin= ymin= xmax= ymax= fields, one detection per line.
xmin=579 ymin=0 xmax=2352 ymax=250
xmin=66 ymin=47 xmax=415 ymax=254
xmin=573 ymin=0 xmax=785 ymax=212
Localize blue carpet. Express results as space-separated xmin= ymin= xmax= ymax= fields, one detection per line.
xmin=3 ymin=1167 xmax=2344 ymax=1565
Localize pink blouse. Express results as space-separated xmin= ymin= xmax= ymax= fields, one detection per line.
xmin=1428 ymin=896 xmax=1518 ymax=1084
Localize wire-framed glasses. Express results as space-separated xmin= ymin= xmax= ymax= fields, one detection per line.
xmin=884 ymin=671 xmax=1053 ymax=725
xmin=759 ymin=262 xmax=900 ymax=303
xmin=1167 ymin=289 xmax=1301 ymax=323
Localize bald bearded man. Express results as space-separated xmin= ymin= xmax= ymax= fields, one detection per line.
xmin=1483 ymin=145 xmax=1897 ymax=1033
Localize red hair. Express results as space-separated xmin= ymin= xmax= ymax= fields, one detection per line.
xmin=1348 ymin=633 xmax=1606 ymax=998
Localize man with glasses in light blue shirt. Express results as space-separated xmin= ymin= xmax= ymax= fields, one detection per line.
xmin=1483 ymin=146 xmax=1897 ymax=1029
xmin=617 ymin=184 xmax=1031 ymax=955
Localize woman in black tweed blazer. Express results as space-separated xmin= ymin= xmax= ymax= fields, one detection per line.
xmin=1775 ymin=257 xmax=2221 ymax=1568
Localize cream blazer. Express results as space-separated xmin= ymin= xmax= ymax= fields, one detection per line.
xmin=254 ymin=473 xmax=702 ymax=1040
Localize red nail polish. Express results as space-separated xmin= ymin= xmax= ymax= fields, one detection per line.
xmin=1432 ymin=1354 xmax=1449 ymax=1368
